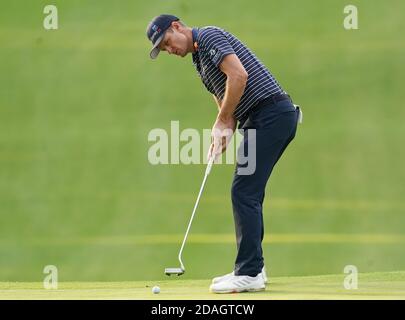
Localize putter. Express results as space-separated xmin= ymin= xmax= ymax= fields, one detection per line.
xmin=165 ymin=155 xmax=215 ymax=276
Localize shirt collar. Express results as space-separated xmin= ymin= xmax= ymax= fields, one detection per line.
xmin=192 ymin=27 xmax=199 ymax=49
xmin=191 ymin=27 xmax=200 ymax=66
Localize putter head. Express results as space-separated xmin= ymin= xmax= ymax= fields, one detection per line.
xmin=164 ymin=267 xmax=185 ymax=276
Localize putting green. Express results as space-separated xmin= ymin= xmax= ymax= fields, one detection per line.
xmin=1 ymin=271 xmax=404 ymax=300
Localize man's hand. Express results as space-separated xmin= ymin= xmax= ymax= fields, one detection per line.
xmin=208 ymin=115 xmax=237 ymax=161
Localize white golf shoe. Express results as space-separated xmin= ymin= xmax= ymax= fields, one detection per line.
xmin=212 ymin=266 xmax=269 ymax=284
xmin=211 ymin=271 xmax=234 ymax=284
xmin=209 ymin=274 xmax=265 ymax=294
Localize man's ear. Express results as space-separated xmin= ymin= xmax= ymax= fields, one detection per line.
xmin=171 ymin=21 xmax=181 ymax=31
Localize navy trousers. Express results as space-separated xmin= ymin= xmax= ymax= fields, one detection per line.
xmin=232 ymin=97 xmax=299 ymax=276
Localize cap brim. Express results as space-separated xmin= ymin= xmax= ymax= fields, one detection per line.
xmin=149 ymin=33 xmax=165 ymax=59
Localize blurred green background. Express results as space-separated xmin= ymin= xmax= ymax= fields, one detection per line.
xmin=0 ymin=0 xmax=404 ymax=281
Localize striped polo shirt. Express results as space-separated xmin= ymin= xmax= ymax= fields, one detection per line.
xmin=191 ymin=26 xmax=284 ymax=121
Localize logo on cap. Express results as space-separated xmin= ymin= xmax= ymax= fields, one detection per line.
xmin=151 ymin=26 xmax=162 ymax=43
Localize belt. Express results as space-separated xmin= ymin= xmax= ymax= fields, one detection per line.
xmin=252 ymin=93 xmax=292 ymax=112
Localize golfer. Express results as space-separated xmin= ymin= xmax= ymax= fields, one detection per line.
xmin=146 ymin=14 xmax=301 ymax=293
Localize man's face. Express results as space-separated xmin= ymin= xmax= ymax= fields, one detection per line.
xmin=158 ymin=27 xmax=189 ymax=57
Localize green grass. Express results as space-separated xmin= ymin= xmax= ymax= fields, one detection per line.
xmin=1 ymin=271 xmax=404 ymax=300
xmin=0 ymin=0 xmax=405 ymax=283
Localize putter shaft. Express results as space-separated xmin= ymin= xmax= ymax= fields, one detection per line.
xmin=177 ymin=156 xmax=215 ymax=271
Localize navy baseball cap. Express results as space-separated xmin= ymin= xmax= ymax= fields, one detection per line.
xmin=146 ymin=14 xmax=179 ymax=59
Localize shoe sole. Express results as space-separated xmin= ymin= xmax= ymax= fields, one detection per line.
xmin=210 ymin=286 xmax=266 ymax=294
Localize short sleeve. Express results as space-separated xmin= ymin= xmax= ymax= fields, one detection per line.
xmin=200 ymin=28 xmax=235 ymax=67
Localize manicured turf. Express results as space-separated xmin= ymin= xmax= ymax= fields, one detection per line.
xmin=0 ymin=0 xmax=404 ymax=284
xmin=0 ymin=271 xmax=404 ymax=300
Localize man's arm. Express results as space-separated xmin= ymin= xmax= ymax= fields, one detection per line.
xmin=208 ymin=54 xmax=248 ymax=160
xmin=212 ymin=95 xmax=222 ymax=112
xmin=217 ymin=54 xmax=248 ymax=121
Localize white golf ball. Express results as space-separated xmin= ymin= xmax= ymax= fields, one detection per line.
xmin=152 ymin=286 xmax=160 ymax=294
